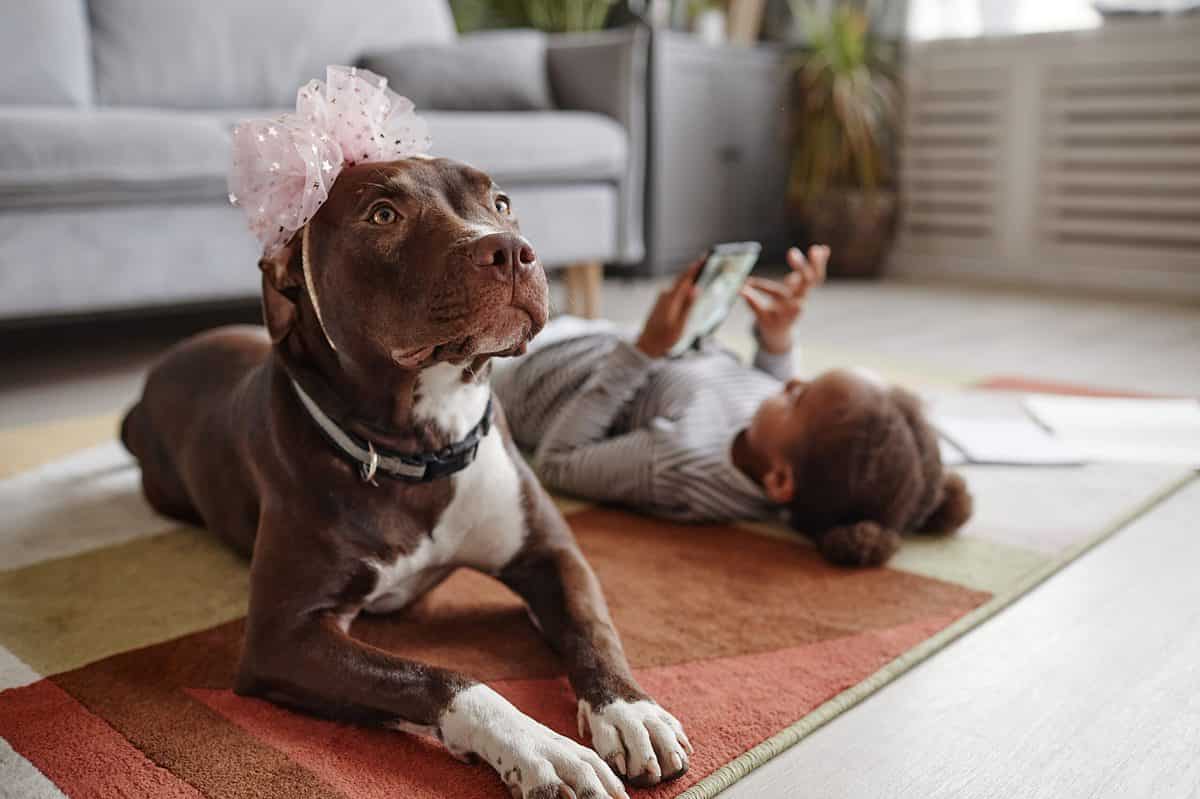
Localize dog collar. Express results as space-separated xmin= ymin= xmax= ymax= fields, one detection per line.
xmin=290 ymin=379 xmax=492 ymax=484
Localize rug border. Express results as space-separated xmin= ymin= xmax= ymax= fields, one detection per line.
xmin=678 ymin=469 xmax=1197 ymax=799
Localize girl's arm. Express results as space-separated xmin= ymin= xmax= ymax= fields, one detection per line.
xmin=535 ymin=426 xmax=664 ymax=509
xmin=752 ymin=336 xmax=796 ymax=382
xmin=534 ymin=257 xmax=705 ymax=509
xmin=740 ymin=245 xmax=828 ymax=381
xmin=532 ymin=340 xmax=664 ymax=508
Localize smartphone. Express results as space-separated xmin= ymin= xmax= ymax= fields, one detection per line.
xmin=668 ymin=241 xmax=762 ymax=357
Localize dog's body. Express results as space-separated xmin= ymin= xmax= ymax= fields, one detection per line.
xmin=122 ymin=157 xmax=688 ymax=799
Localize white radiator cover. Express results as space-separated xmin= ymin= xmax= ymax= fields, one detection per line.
xmin=892 ymin=17 xmax=1200 ymax=299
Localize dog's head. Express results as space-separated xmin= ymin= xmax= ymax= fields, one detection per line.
xmin=259 ymin=157 xmax=548 ymax=370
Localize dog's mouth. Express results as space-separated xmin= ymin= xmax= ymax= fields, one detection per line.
xmin=441 ymin=308 xmax=536 ymax=361
xmin=433 ymin=337 xmax=528 ymax=362
xmin=392 ymin=306 xmax=536 ymax=367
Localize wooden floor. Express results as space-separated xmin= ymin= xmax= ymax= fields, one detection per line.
xmin=1 ymin=276 xmax=1198 ymax=798
xmin=724 ymin=477 xmax=1200 ymax=799
xmin=598 ymin=275 xmax=1200 ymax=396
xmin=2 ymin=277 xmax=1198 ymax=427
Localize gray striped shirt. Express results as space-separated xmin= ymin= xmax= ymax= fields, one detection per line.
xmin=493 ymin=320 xmax=795 ymax=523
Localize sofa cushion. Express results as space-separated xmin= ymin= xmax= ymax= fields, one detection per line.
xmin=426 ymin=112 xmax=626 ymax=184
xmin=90 ymin=0 xmax=457 ymax=109
xmin=0 ymin=109 xmax=627 ymax=210
xmin=361 ymin=30 xmax=554 ymax=112
xmin=0 ymin=1 xmax=92 ymax=106
xmin=0 ymin=109 xmax=620 ymax=207
xmin=0 ymin=108 xmax=230 ymax=208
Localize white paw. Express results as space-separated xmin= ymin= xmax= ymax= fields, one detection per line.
xmin=577 ymin=698 xmax=692 ymax=787
xmin=440 ymin=685 xmax=629 ymax=799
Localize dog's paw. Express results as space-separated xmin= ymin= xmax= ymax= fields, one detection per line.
xmin=441 ymin=685 xmax=629 ymax=799
xmin=577 ymin=698 xmax=692 ymax=787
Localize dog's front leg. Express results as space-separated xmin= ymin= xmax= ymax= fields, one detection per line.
xmin=500 ymin=540 xmax=692 ymax=787
xmin=239 ymin=536 xmax=628 ymax=798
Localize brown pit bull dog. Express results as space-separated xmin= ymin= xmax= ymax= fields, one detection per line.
xmin=121 ymin=156 xmax=690 ymax=799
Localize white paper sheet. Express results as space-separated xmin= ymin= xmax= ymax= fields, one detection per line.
xmin=1023 ymin=395 xmax=1200 ymax=467
xmin=933 ymin=413 xmax=1083 ymax=466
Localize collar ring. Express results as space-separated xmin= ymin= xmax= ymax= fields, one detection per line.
xmin=360 ymin=441 xmax=381 ymax=484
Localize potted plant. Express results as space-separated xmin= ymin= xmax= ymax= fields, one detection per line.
xmin=451 ymin=0 xmax=619 ymax=32
xmin=787 ymin=1 xmax=900 ymax=278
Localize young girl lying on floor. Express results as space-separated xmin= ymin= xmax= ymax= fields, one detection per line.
xmin=493 ymin=246 xmax=972 ymax=567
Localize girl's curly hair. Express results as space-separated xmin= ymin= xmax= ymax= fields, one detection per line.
xmin=787 ymin=386 xmax=972 ymax=567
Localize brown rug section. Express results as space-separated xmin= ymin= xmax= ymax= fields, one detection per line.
xmin=39 ymin=508 xmax=986 ymax=798
xmin=51 ymin=622 xmax=342 ymax=799
xmin=353 ymin=507 xmax=987 ymax=677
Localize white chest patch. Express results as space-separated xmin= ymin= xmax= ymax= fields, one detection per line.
xmin=362 ymin=363 xmax=527 ymax=613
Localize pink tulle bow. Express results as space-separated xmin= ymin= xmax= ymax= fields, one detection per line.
xmin=228 ymin=65 xmax=431 ymax=255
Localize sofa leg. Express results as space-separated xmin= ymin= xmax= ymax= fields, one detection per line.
xmin=564 ymin=262 xmax=603 ymax=319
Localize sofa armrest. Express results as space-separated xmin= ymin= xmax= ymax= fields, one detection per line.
xmin=546 ymin=26 xmax=649 ymax=265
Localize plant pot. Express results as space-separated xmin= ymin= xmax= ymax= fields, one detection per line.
xmin=790 ymin=190 xmax=898 ymax=279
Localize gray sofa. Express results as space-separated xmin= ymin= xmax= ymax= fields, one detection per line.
xmin=0 ymin=0 xmax=646 ymax=322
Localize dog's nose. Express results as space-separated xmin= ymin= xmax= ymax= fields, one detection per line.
xmin=473 ymin=233 xmax=536 ymax=273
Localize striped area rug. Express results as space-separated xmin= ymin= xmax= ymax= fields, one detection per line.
xmin=0 ymin=380 xmax=1191 ymax=799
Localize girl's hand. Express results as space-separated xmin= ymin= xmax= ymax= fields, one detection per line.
xmin=635 ymin=255 xmax=705 ymax=358
xmin=740 ymin=245 xmax=829 ymax=354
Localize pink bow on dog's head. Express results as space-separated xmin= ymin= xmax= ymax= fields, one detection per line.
xmin=228 ymin=65 xmax=431 ymax=255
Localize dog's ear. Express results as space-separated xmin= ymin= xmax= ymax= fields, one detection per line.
xmin=918 ymin=472 xmax=974 ymax=535
xmin=259 ymin=239 xmax=302 ymax=344
xmin=816 ymin=521 xmax=901 ymax=567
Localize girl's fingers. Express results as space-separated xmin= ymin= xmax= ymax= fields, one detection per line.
xmin=808 ymin=245 xmax=830 ymax=283
xmin=789 ymin=266 xmax=814 ymax=291
xmin=671 ymin=285 xmax=699 ymax=327
xmin=668 ymin=257 xmax=705 ymax=310
xmin=670 ymin=258 xmax=702 ymax=295
xmin=785 ymin=246 xmax=807 ymax=273
xmin=679 ymin=255 xmax=706 ymax=287
xmin=654 ymin=289 xmax=674 ymax=319
xmin=739 ymin=286 xmax=768 ymax=316
xmin=784 ymin=246 xmax=825 ymax=291
xmin=745 ymin=277 xmax=792 ymax=300
xmin=786 ymin=244 xmax=829 ymax=286
xmin=682 ymin=284 xmax=699 ymax=311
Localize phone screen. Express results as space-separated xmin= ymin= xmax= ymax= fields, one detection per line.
xmin=668 ymin=241 xmax=762 ymax=357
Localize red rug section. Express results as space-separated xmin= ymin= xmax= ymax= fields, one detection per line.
xmin=190 ymin=615 xmax=959 ymax=798
xmin=974 ymin=376 xmax=1157 ymax=398
xmin=0 ymin=680 xmax=202 ymax=799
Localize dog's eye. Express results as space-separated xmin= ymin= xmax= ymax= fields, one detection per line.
xmin=370 ymin=205 xmax=399 ymax=225
xmin=495 ymin=195 xmax=511 ymax=215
